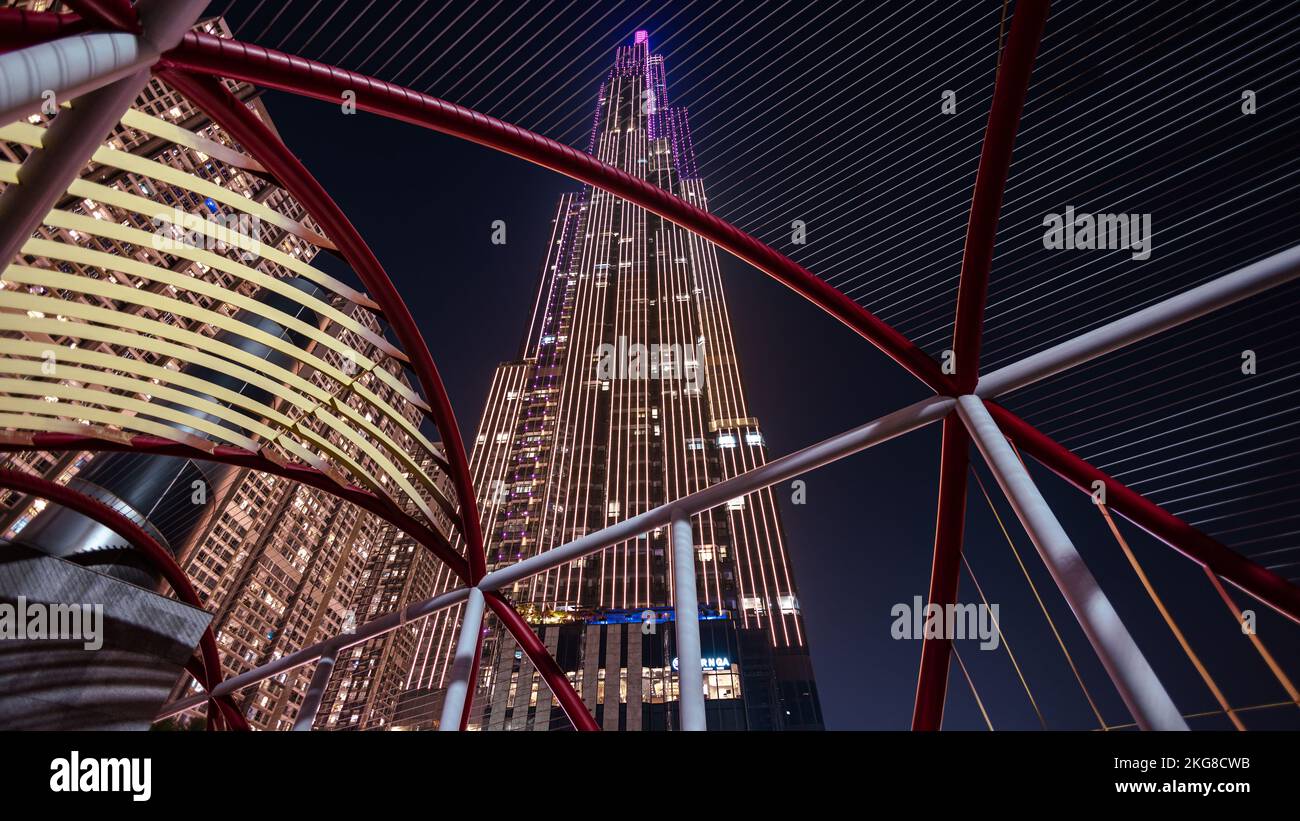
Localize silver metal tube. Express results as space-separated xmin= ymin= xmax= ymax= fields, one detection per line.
xmin=154 ymin=586 xmax=471 ymax=722
xmin=977 ymin=243 xmax=1300 ymax=399
xmin=671 ymin=508 xmax=706 ymax=731
xmin=478 ymin=395 xmax=954 ymax=592
xmin=438 ymin=587 xmax=486 ymax=731
xmin=292 ymin=644 xmax=339 ymax=731
xmin=0 ymin=33 xmax=156 ymax=126
xmin=955 ymin=394 xmax=1187 ymax=730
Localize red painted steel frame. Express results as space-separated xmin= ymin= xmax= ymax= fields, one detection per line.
xmin=157 ymin=68 xmax=488 ymax=585
xmin=0 ymin=467 xmax=248 ymax=730
xmin=0 ymin=8 xmax=92 ymax=51
xmin=0 ymin=433 xmax=470 ymax=581
xmin=60 ymin=0 xmax=138 ymax=33
xmin=157 ymin=32 xmax=952 ymax=395
xmin=949 ymin=0 xmax=1050 ymax=393
xmin=485 ymin=591 xmax=601 ymax=732
xmin=914 ymin=0 xmax=1048 ymax=726
xmin=987 ymin=402 xmax=1300 ymax=626
xmin=911 ymin=415 xmax=971 ymax=730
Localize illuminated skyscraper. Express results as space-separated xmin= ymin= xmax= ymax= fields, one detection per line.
xmin=397 ymin=31 xmax=822 ymax=730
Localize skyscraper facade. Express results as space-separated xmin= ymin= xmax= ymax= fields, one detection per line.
xmin=396 ymin=31 xmax=822 ymax=730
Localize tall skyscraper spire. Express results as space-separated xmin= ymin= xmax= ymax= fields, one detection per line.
xmin=392 ymin=31 xmax=822 ymax=731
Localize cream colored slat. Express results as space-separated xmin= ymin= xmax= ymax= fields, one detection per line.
xmin=326 ymin=393 xmax=449 ymax=501
xmin=65 ymin=174 xmax=370 ymax=306
xmin=308 ymin=406 xmax=435 ymax=522
xmin=0 ymin=339 xmax=295 ymax=430
xmin=358 ymin=358 xmax=428 ymax=414
xmin=3 ymin=265 xmax=355 ymax=391
xmin=40 ymin=208 xmax=405 ymax=362
xmin=0 ymin=413 xmax=130 ymax=442
xmin=0 ymin=356 xmax=278 ymax=443
xmin=274 ymin=433 xmax=343 ymax=480
xmin=0 ymin=120 xmax=333 ymax=250
xmin=0 ymin=289 xmax=333 ymax=405
xmin=0 ymin=406 xmax=198 ymax=447
xmin=0 ymin=307 xmax=426 ymax=506
xmin=0 ymin=313 xmax=318 ymax=417
xmin=119 ymin=108 xmax=267 ymax=173
xmin=0 ymin=383 xmax=258 ymax=450
xmin=286 ymin=417 xmax=392 ymax=501
xmin=348 ymin=378 xmax=439 ymax=457
xmin=25 ymin=238 xmax=378 ymax=373
xmin=0 ymin=159 xmax=369 ymax=308
xmin=11 ymin=255 xmax=429 ymax=428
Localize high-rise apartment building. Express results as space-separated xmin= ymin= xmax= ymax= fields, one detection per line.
xmin=0 ymin=10 xmax=450 ymax=730
xmin=393 ymin=31 xmax=822 ymax=731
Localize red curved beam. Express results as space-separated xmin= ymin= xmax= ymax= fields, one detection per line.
xmin=0 ymin=433 xmax=471 ymax=582
xmin=156 ymin=68 xmax=488 ymax=585
xmin=61 ymin=0 xmax=138 ymax=33
xmin=484 ymin=591 xmax=600 ymax=732
xmin=157 ymin=32 xmax=952 ymax=395
xmin=911 ymin=414 xmax=971 ymax=730
xmin=949 ymin=0 xmax=1050 ymax=393
xmin=0 ymin=9 xmax=91 ymax=51
xmin=987 ymin=402 xmax=1300 ymax=626
xmin=0 ymin=467 xmax=248 ymax=731
xmin=913 ymin=0 xmax=1049 ymax=729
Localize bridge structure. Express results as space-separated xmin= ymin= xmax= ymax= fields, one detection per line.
xmin=0 ymin=0 xmax=1296 ymax=732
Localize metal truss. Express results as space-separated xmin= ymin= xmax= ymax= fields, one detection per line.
xmin=1 ymin=0 xmax=1297 ymax=732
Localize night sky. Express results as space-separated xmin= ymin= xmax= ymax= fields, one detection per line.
xmin=208 ymin=0 xmax=1300 ymax=729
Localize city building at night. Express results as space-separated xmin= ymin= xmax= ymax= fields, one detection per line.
xmin=392 ymin=31 xmax=823 ymax=731
xmin=3 ymin=0 xmax=1298 ymax=751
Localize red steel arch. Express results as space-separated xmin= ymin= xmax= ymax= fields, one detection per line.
xmin=157 ymin=30 xmax=953 ymax=395
xmin=0 ymin=433 xmax=470 ymax=581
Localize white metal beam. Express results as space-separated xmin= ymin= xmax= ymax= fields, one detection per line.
xmin=956 ymin=394 xmax=1187 ymax=730
xmin=477 ymin=395 xmax=955 ymax=592
xmin=977 ymin=244 xmax=1300 ymax=399
xmin=671 ymin=508 xmax=706 ymax=731
xmin=292 ymin=643 xmax=339 ymax=731
xmin=438 ymin=587 xmax=486 ymax=731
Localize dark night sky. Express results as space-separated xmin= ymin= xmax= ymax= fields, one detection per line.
xmin=210 ymin=0 xmax=1300 ymax=729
